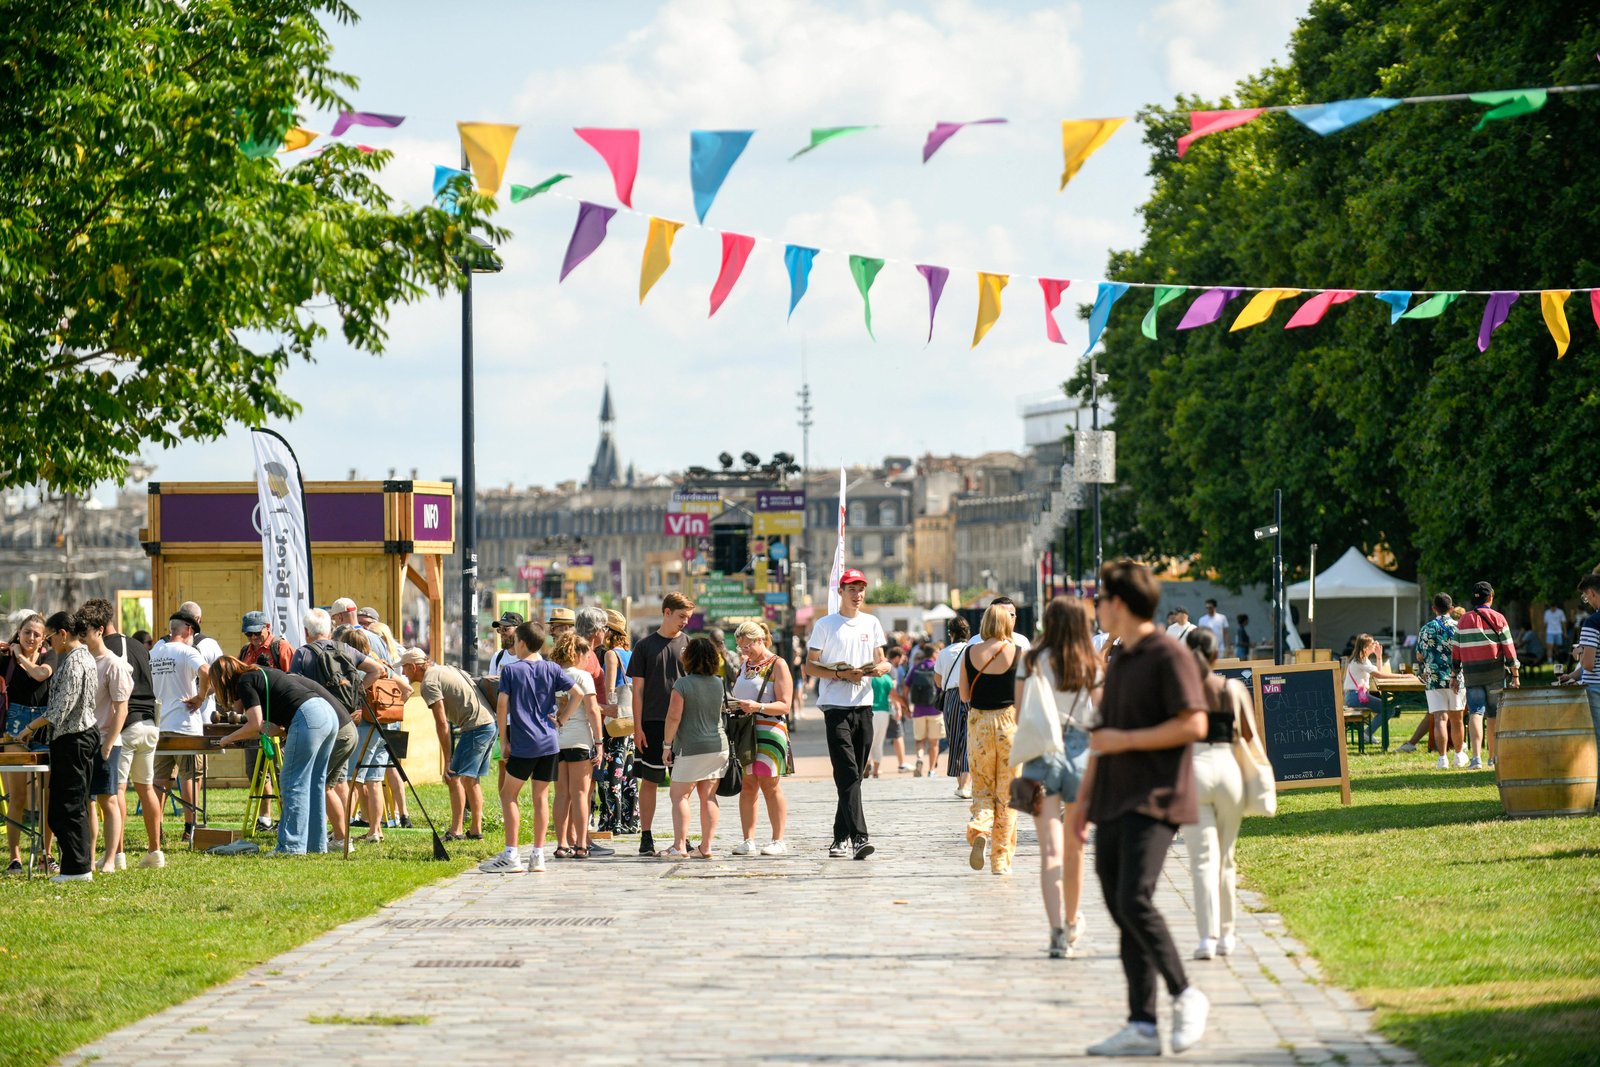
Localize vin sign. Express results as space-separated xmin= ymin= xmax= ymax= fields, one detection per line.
xmin=1249 ymin=662 xmax=1350 ymax=805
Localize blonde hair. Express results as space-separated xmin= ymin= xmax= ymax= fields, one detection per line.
xmin=734 ymin=620 xmax=772 ymax=648
xmin=368 ymin=621 xmax=400 ymax=661
xmin=549 ymin=631 xmax=581 ymax=667
xmin=979 ymin=604 xmax=1014 ymax=642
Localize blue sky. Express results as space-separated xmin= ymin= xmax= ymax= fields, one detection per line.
xmin=135 ymin=0 xmax=1304 ymax=495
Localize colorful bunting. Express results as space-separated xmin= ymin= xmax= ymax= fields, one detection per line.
xmin=1177 ymin=109 xmax=1264 ymax=157
xmin=1141 ymin=286 xmax=1187 ymax=339
xmin=331 ymin=111 xmax=405 ymax=138
xmin=923 ymin=118 xmax=1008 ymax=163
xmin=574 ymin=128 xmax=639 ymax=207
xmin=1230 ymin=288 xmax=1302 ymax=331
xmin=1400 ymin=292 xmax=1460 ymax=320
xmin=917 ymin=265 xmax=949 ymax=344
xmin=240 ymin=108 xmax=292 ymax=159
xmin=1177 ymin=288 xmax=1243 ymax=329
xmin=849 ymin=255 xmax=885 ymax=339
xmin=1285 ymin=290 xmax=1356 ymax=329
xmin=281 ymin=127 xmax=319 ymax=152
xmin=458 ymin=122 xmax=520 ymax=196
xmin=790 ymin=126 xmax=872 ymax=160
xmin=432 ymin=165 xmax=468 ymax=213
xmin=1541 ymin=290 xmax=1571 ymax=357
xmin=1592 ymin=290 xmax=1600 ymax=333
xmin=972 ymin=272 xmax=1010 ymax=348
xmin=638 ymin=217 xmax=684 ymax=303
xmin=1039 ymin=278 xmax=1071 ymax=344
xmin=1085 ymin=283 xmax=1129 ymax=354
xmin=1058 ymin=119 xmax=1125 ymax=189
xmin=510 ymin=174 xmax=571 ymax=202
xmin=1477 ymin=291 xmax=1518 ymax=351
xmin=784 ymin=245 xmax=819 ymax=320
xmin=690 ymin=130 xmax=754 ymax=222
xmin=1375 ymin=291 xmax=1413 ymax=323
xmin=558 ymin=201 xmax=616 ymax=282
xmin=709 ymin=233 xmax=756 ymax=317
xmin=1288 ymin=98 xmax=1400 ymax=135
xmin=1471 ymin=89 xmax=1548 ymax=130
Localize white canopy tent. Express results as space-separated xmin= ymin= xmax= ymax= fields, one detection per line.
xmin=922 ymin=603 xmax=958 ymax=622
xmin=1287 ymin=546 xmax=1422 ymax=655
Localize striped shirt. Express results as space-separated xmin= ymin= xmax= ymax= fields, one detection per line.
xmin=1578 ymin=610 xmax=1600 ymax=687
xmin=1450 ymin=605 xmax=1518 ymax=689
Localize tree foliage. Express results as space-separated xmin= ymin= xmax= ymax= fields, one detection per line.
xmin=867 ymin=579 xmax=914 ymax=604
xmin=1091 ymin=0 xmax=1600 ymax=603
xmin=0 ymin=0 xmax=505 ymax=491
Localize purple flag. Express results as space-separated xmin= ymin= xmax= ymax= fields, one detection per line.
xmin=559 ymin=201 xmax=617 ymax=282
xmin=916 ymin=265 xmax=949 ymax=343
xmin=1477 ymin=291 xmax=1518 ymax=352
xmin=922 ymin=118 xmax=1008 ymax=162
xmin=1177 ymin=288 xmax=1244 ymax=330
xmin=330 ymin=111 xmax=405 ymax=138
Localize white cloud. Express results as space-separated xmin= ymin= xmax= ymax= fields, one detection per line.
xmin=1143 ymin=0 xmax=1301 ymax=100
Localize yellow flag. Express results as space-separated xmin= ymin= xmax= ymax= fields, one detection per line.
xmin=1541 ymin=290 xmax=1571 ymax=358
xmin=1229 ymin=288 xmax=1302 ymax=331
xmin=1059 ymin=118 xmax=1126 ymax=190
xmin=639 ymin=217 xmax=684 ymax=303
xmin=972 ymin=272 xmax=1009 ymax=348
xmin=281 ymin=127 xmax=318 ymax=152
xmin=457 ymin=122 xmax=520 ymax=196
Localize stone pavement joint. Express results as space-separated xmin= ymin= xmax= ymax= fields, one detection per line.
xmin=65 ymin=777 xmax=1411 ymax=1065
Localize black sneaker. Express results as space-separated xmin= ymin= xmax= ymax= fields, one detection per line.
xmin=350 ymin=817 xmax=369 ymax=829
xmin=399 ymin=815 xmax=414 ymax=829
xmin=181 ymin=825 xmax=195 ymax=843
xmin=5 ymin=860 xmax=22 ymax=875
xmin=255 ymin=817 xmax=274 ymax=831
xmin=639 ymin=832 xmax=655 ymax=856
xmin=586 ymin=842 xmax=615 ymax=858
xmin=43 ymin=856 xmax=60 ymax=875
xmin=853 ymin=839 xmax=875 ymax=860
xmin=827 ymin=840 xmax=851 ymax=858
xmin=465 ymin=831 xmax=483 ymax=841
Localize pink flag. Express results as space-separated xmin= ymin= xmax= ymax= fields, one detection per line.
xmin=1040 ymin=278 xmax=1071 ymax=344
xmin=709 ymin=233 xmax=756 ymax=317
xmin=1177 ymin=288 xmax=1243 ymax=330
xmin=1285 ymin=290 xmax=1356 ymax=329
xmin=916 ymin=265 xmax=949 ymax=344
xmin=574 ymin=128 xmax=639 ymax=208
xmin=1592 ymin=290 xmax=1600 ymax=331
xmin=922 ymin=118 xmax=1008 ymax=162
xmin=330 ymin=111 xmax=405 ymax=138
xmin=1177 ymin=109 xmax=1264 ymax=157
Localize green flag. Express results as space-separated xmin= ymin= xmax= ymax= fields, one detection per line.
xmin=1400 ymin=292 xmax=1460 ymax=320
xmin=850 ymin=255 xmax=885 ymax=339
xmin=510 ymin=174 xmax=572 ymax=202
xmin=1140 ymin=285 xmax=1187 ymax=340
xmin=789 ymin=126 xmax=872 ymax=161
xmin=1470 ymin=89 xmax=1548 ymax=131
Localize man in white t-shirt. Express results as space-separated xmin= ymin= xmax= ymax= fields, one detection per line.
xmin=805 ymin=569 xmax=889 ymax=860
xmin=1196 ymin=599 xmax=1229 ymax=647
xmin=150 ymin=609 xmax=213 ymax=843
xmin=1543 ymin=604 xmax=1567 ymax=662
xmin=487 ymin=611 xmax=524 ymax=675
xmin=1166 ymin=606 xmax=1196 ymax=642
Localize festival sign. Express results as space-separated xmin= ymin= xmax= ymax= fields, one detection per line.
xmin=664 ymin=512 xmax=711 ymax=537
xmin=754 ymin=511 xmax=803 ymax=536
xmin=1250 ymin=661 xmax=1350 ymax=805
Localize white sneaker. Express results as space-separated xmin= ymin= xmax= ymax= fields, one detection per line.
xmin=1086 ymin=1024 xmax=1161 ymax=1057
xmin=1436 ymin=755 xmax=1449 ymax=769
xmin=1218 ymin=933 xmax=1236 ymax=956
xmin=1397 ymin=742 xmax=1417 ymax=753
xmin=115 ymin=852 xmax=127 ymax=871
xmin=731 ymin=839 xmax=758 ymax=857
xmin=827 ymin=840 xmax=851 ymax=858
xmin=759 ymin=840 xmax=788 ymax=857
xmin=969 ymin=835 xmax=988 ymax=871
xmin=1194 ymin=937 xmax=1216 ymax=960
xmin=478 ymin=850 xmax=526 ymax=874
xmin=956 ymin=786 xmax=973 ymax=800
xmin=138 ymin=849 xmax=166 ymax=869
xmin=50 ymin=872 xmax=92 ymax=883
xmin=1454 ymin=750 xmax=1469 ymax=768
xmin=529 ymin=849 xmax=545 ymax=873
xmin=1171 ymin=985 xmax=1210 ymax=1053
xmin=1067 ymin=912 xmax=1086 ymax=948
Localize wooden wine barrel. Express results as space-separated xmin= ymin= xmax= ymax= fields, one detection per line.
xmin=1494 ymin=687 xmax=1597 ymax=818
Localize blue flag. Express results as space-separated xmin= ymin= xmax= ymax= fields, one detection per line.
xmin=784 ymin=245 xmax=818 ymax=320
xmin=1085 ymin=282 xmax=1130 ymax=356
xmin=690 ymin=130 xmax=754 ymax=223
xmin=1289 ymin=98 xmax=1401 ymax=136
xmin=1374 ymin=290 xmax=1412 ymax=324
xmin=433 ymin=165 xmax=469 ymax=214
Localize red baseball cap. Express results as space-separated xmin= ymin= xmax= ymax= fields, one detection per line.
xmin=838 ymin=568 xmax=867 ymax=588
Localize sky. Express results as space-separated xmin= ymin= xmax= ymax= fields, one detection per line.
xmin=127 ymin=0 xmax=1307 ymax=499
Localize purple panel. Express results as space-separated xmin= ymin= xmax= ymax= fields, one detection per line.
xmin=160 ymin=492 xmax=384 ymax=544
xmin=568 ymin=553 xmax=594 ymax=566
xmin=757 ymin=490 xmax=806 ymax=511
xmin=413 ymin=493 xmax=453 ymax=541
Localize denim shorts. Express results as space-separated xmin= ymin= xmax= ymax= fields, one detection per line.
xmin=448 ymin=722 xmax=495 ymax=780
xmin=1020 ymin=726 xmax=1091 ymax=803
xmin=4 ymin=704 xmax=50 ymax=752
xmin=90 ymin=745 xmax=123 ymax=797
xmin=349 ymin=722 xmax=391 ymax=782
xmin=1465 ymin=685 xmax=1501 ymax=720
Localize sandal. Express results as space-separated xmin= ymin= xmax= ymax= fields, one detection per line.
xmin=653 ymin=846 xmax=690 ymax=859
xmin=553 ymin=846 xmax=575 ymax=859
xmin=571 ymin=846 xmax=589 ymax=859
xmin=357 ymin=833 xmax=384 ymax=844
xmin=691 ymin=848 xmax=715 ymax=860
xmin=442 ymin=832 xmax=465 ymax=842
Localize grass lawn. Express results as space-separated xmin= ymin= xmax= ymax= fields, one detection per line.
xmin=1236 ymin=747 xmax=1600 ymax=1067
xmin=0 ymin=782 xmax=517 ymax=1067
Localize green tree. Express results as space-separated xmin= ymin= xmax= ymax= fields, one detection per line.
xmin=867 ymin=579 xmax=914 ymax=604
xmin=0 ymin=0 xmax=505 ymax=492
xmin=1090 ymin=0 xmax=1600 ymax=604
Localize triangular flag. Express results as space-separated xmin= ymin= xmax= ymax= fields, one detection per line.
xmin=510 ymin=174 xmax=571 ymax=202
xmin=785 ymin=245 xmax=818 ymax=320
xmin=790 ymin=126 xmax=872 ymax=160
xmin=1230 ymin=288 xmax=1303 ymax=332
xmin=972 ymin=272 xmax=1010 ymax=348
xmin=1085 ymin=282 xmax=1129 ymax=354
xmin=638 ymin=217 xmax=684 ymax=304
xmin=1288 ymin=98 xmax=1401 ymax=135
xmin=1177 ymin=288 xmax=1243 ymax=329
xmin=1375 ymin=290 xmax=1413 ymax=323
xmin=331 ymin=111 xmax=405 ymax=138
xmin=923 ymin=118 xmax=1008 ymax=162
xmin=1141 ymin=286 xmax=1187 ymax=339
xmin=917 ymin=265 xmax=949 ymax=344
xmin=1400 ymin=292 xmax=1460 ymax=320
xmin=1059 ymin=118 xmax=1126 ymax=189
xmin=432 ymin=165 xmax=468 ymax=214
xmin=1541 ymin=290 xmax=1572 ymax=357
xmin=1477 ymin=291 xmax=1518 ymax=352
xmin=1285 ymin=290 xmax=1356 ymax=329
xmin=709 ymin=233 xmax=756 ymax=317
xmin=1592 ymin=290 xmax=1600 ymax=334
xmin=558 ymin=201 xmax=616 ymax=282
xmin=690 ymin=130 xmax=754 ymax=222
xmin=1176 ymin=109 xmax=1264 ymax=157
xmin=280 ymin=127 xmax=319 ymax=152
xmin=574 ymin=128 xmax=639 ymax=207
xmin=849 ymin=255 xmax=885 ymax=339
xmin=240 ymin=108 xmax=292 ymax=159
xmin=457 ymin=122 xmax=520 ymax=196
xmin=1039 ymin=279 xmax=1071 ymax=344
xmin=1470 ymin=89 xmax=1548 ymax=130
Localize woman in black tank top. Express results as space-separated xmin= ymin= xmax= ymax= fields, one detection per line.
xmin=958 ymin=604 xmax=1024 ymax=876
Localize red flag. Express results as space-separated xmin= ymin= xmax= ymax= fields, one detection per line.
xmin=1284 ymin=290 xmax=1356 ymax=329
xmin=574 ymin=128 xmax=639 ymax=207
xmin=1040 ymin=278 xmax=1071 ymax=344
xmin=1177 ymin=109 xmax=1264 ymax=157
xmin=709 ymin=233 xmax=756 ymax=317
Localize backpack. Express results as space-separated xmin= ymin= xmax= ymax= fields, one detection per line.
xmin=909 ymin=664 xmax=938 ymax=706
xmin=303 ymin=640 xmax=365 ymax=717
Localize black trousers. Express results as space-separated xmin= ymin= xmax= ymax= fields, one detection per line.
xmin=822 ymin=706 xmax=872 ymax=844
xmin=1095 ymin=811 xmax=1189 ymax=1024
xmin=48 ymin=728 xmax=98 ymax=876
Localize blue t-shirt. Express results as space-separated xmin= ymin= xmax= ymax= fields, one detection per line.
xmin=498 ymin=656 xmax=574 ymax=758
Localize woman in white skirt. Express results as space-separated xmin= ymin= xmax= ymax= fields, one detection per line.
xmin=1181 ymin=627 xmax=1251 ymax=959
xmin=660 ymin=636 xmax=729 ymax=859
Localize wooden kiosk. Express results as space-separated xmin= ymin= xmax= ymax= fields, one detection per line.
xmin=142 ymin=480 xmax=455 ymax=785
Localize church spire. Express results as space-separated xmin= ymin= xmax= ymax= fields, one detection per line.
xmin=587 ymin=378 xmax=621 ymax=489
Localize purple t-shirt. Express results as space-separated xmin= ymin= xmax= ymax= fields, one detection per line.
xmin=498 ymin=656 xmax=574 ymax=758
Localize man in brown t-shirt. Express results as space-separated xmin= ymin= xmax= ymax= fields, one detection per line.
xmin=1073 ymin=560 xmax=1211 ymax=1057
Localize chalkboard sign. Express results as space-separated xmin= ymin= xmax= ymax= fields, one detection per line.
xmin=1249 ymin=661 xmax=1351 ymax=805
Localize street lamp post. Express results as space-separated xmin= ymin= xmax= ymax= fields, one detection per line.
xmin=459 ymin=233 xmax=502 ymax=675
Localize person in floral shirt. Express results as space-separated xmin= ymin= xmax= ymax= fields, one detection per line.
xmin=1403 ymin=593 xmax=1465 ymax=767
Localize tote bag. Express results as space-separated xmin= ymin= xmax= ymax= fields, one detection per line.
xmin=1010 ymin=665 xmax=1064 ymax=766
xmin=1228 ymin=679 xmax=1277 ymax=817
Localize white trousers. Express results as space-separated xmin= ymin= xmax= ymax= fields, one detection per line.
xmin=869 ymin=712 xmax=890 ymax=763
xmin=1183 ymin=743 xmax=1246 ymax=941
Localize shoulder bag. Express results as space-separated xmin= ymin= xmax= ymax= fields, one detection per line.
xmin=606 ymin=653 xmax=635 ymax=738
xmin=1229 ymin=679 xmax=1276 ymax=817
xmin=723 ymin=663 xmax=770 ymax=766
xmin=1010 ymin=660 xmax=1064 ymax=766
xmin=363 ymin=675 xmax=408 ymax=725
xmin=716 ymin=735 xmax=745 ymax=797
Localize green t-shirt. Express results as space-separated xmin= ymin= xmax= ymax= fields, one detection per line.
xmin=671 ymin=674 xmax=728 ymax=757
xmin=870 ymin=673 xmax=894 ymax=712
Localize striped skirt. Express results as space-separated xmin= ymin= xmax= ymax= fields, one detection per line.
xmin=941 ymin=688 xmax=970 ymax=776
xmin=751 ymin=714 xmax=791 ymax=778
